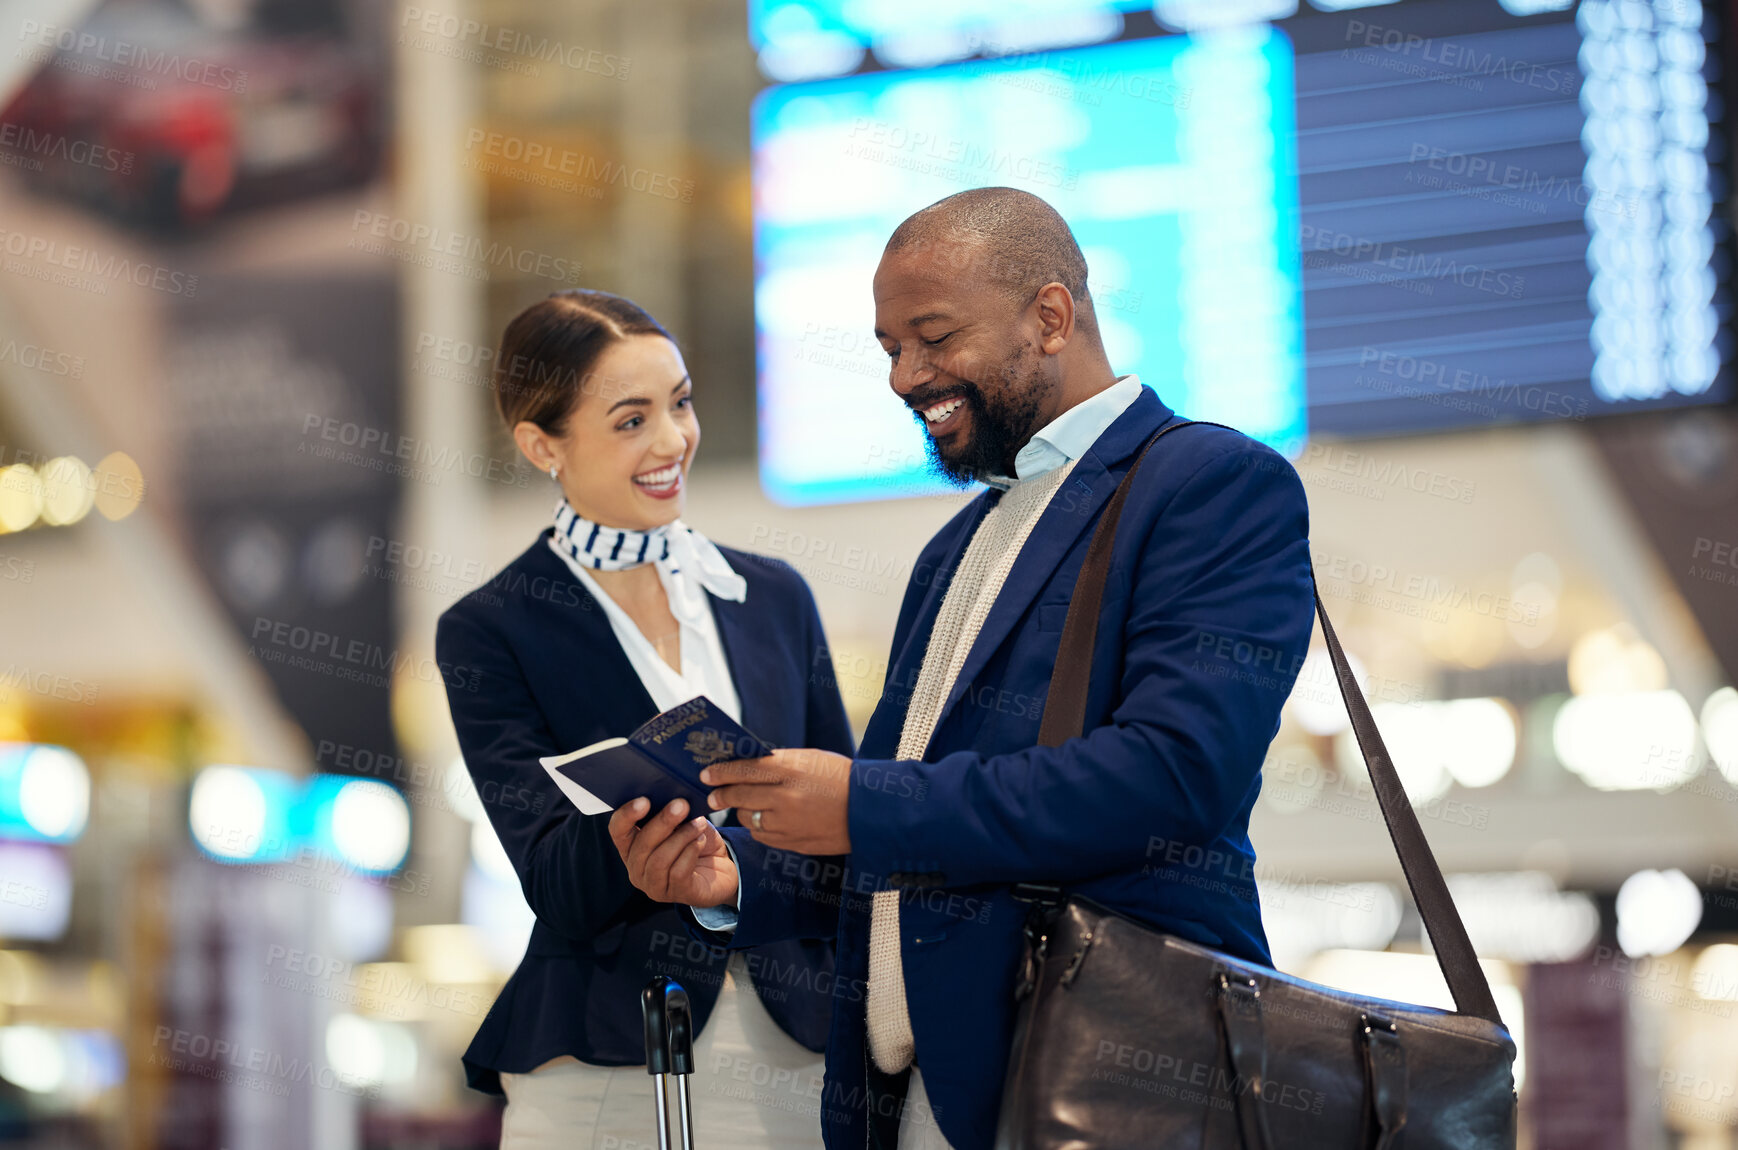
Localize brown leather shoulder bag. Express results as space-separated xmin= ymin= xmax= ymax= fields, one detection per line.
xmin=994 ymin=422 xmax=1518 ymax=1150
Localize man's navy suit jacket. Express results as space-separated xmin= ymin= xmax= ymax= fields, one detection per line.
xmin=703 ymin=388 xmax=1315 ymax=1149
xmin=436 ymin=534 xmax=855 ymax=1093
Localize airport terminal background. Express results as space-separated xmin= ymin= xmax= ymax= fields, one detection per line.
xmin=2 ymin=0 xmax=1738 ymax=1146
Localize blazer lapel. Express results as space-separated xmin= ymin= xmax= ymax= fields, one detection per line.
xmin=710 ymin=593 xmax=777 ymax=739
xmin=924 ymin=389 xmax=1176 ymax=752
xmin=532 ymin=538 xmax=664 ymax=726
xmin=859 ymin=496 xmax=995 ymax=758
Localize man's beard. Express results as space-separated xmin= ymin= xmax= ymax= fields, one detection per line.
xmin=911 ymin=351 xmax=1054 ymax=487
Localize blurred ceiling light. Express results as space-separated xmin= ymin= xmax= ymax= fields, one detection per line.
xmin=329 ymin=780 xmax=411 ymax=873
xmin=0 ymin=1026 xmax=127 ymax=1102
xmin=1259 ymin=881 xmax=1401 ymax=973
xmin=189 ymin=766 xmax=272 ymax=860
xmin=1357 ymin=705 xmax=1449 ymax=800
xmin=352 ymin=964 xmax=414 ymax=1019
xmin=1155 ymin=0 xmax=1296 ymax=30
xmin=0 ymin=744 xmax=91 ymax=842
xmin=191 ymin=768 xmax=412 ymax=873
xmin=471 ymin=817 xmax=517 ymax=885
xmin=1259 ymin=742 xmax=1326 ymax=815
xmin=444 ymin=756 xmax=486 ymax=824
xmin=462 ymin=861 xmax=537 ymax=975
xmin=0 ymin=842 xmax=73 ymax=942
xmin=330 ymin=877 xmax=394 ymax=964
xmin=1691 ymin=944 xmax=1738 ymax=1001
xmin=1506 ymin=581 xmax=1558 ymax=650
xmin=91 ymin=452 xmax=144 ymax=521
xmin=0 ymin=1025 xmax=65 ymax=1093
xmin=1701 ymin=686 xmax=1738 ymax=784
xmin=37 ymin=457 xmax=93 ymax=527
xmin=403 ymin=924 xmax=495 ymax=985
xmin=454 ymin=758 xmax=533 ymax=973
xmin=1306 ymin=949 xmax=1513 ymax=1011
xmin=1355 ymin=701 xmax=1452 ymax=802
xmin=1553 ymin=690 xmax=1698 ymax=790
xmin=0 ymin=950 xmax=46 ymax=1006
xmin=1336 ymin=698 xmax=1515 ymax=801
xmin=326 ymin=1014 xmax=416 ymax=1089
xmin=1335 ymin=717 xmax=1446 ymax=806
xmin=1511 ymin=552 xmax=1564 ymax=596
xmin=1285 ymin=647 xmax=1365 ymax=736
xmin=1421 ymin=608 xmax=1507 ymax=670
xmin=1568 ymin=625 xmax=1668 ymax=695
xmin=1308 ymin=0 xmax=1402 ymax=8
xmin=0 ymin=465 xmax=43 ymax=533
xmin=48 ymin=1029 xmax=124 ymax=1102
xmin=390 ymin=663 xmax=452 ymax=763
xmin=1446 ymin=871 xmax=1600 ymax=963
xmin=1616 ymin=868 xmax=1703 ymax=957
xmin=1439 ymin=699 xmax=1519 ymax=788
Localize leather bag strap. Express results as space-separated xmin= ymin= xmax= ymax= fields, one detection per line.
xmin=1035 ymin=419 xmax=1196 ymax=748
xmin=1216 ymin=972 xmax=1276 ymax=1150
xmin=1037 ymin=420 xmax=1505 ymax=1027
xmin=1362 ymin=1015 xmax=1408 ymax=1149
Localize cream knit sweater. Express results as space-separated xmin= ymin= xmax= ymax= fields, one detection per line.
xmin=866 ymin=460 xmax=1077 ymax=1075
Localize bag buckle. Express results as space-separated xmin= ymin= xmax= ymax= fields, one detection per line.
xmin=1011 ymin=883 xmax=1065 ymax=906
xmin=1059 ymin=929 xmax=1095 ymax=987
xmin=1014 ymin=886 xmax=1066 ymax=1000
xmin=1217 ymin=970 xmax=1261 ymax=1000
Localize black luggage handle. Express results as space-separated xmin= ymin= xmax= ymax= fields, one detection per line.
xmin=642 ymin=975 xmax=694 ymax=1075
xmin=642 ymin=976 xmax=696 ymax=1150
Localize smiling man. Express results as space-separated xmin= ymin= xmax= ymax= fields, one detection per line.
xmin=610 ymin=187 xmax=1316 ymax=1150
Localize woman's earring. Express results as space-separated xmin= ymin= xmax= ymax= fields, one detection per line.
xmin=549 ymin=465 xmax=560 ymax=481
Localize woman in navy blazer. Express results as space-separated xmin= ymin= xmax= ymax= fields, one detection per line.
xmin=435 ymin=289 xmax=853 ymax=1149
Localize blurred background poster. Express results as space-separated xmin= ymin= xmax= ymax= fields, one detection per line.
xmin=0 ymin=0 xmax=1736 ymax=1147
xmin=166 ymin=272 xmax=402 ymax=772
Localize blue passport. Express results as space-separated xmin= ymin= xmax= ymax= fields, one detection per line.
xmin=539 ymin=696 xmax=774 ymax=817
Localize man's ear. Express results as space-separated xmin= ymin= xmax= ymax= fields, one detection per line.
xmin=1032 ymin=282 xmax=1075 ymax=354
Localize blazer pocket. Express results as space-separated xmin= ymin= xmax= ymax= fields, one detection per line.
xmin=1038 ymin=593 xmax=1130 ymax=634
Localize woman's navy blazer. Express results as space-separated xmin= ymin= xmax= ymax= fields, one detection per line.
xmin=435 ymin=529 xmax=855 ymax=1093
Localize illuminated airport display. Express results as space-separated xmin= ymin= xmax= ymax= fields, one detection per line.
xmin=752 ymin=1 xmax=1729 ymax=504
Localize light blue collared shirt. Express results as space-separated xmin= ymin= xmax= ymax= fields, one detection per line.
xmin=983 ymin=373 xmax=1146 ymax=489
xmin=690 ymin=374 xmax=1146 ymax=933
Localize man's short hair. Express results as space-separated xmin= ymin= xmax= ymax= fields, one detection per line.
xmin=884 ymin=187 xmax=1097 ymax=335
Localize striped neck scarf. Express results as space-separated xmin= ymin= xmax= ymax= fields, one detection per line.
xmin=555 ymin=501 xmax=671 ymax=570
xmin=549 ymin=499 xmax=746 ymax=610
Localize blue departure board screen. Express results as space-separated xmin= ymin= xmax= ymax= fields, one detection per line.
xmin=751 ymin=0 xmax=1731 ymax=505
xmin=1292 ymin=0 xmax=1728 ymax=436
xmin=747 ymin=0 xmax=1152 ymax=51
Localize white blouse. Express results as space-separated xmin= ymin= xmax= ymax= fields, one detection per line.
xmin=547 ymin=536 xmax=743 ymax=725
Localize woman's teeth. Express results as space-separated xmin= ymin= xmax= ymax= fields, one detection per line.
xmin=634 ymin=465 xmax=681 ymax=488
xmin=923 ymin=398 xmax=964 ymax=424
